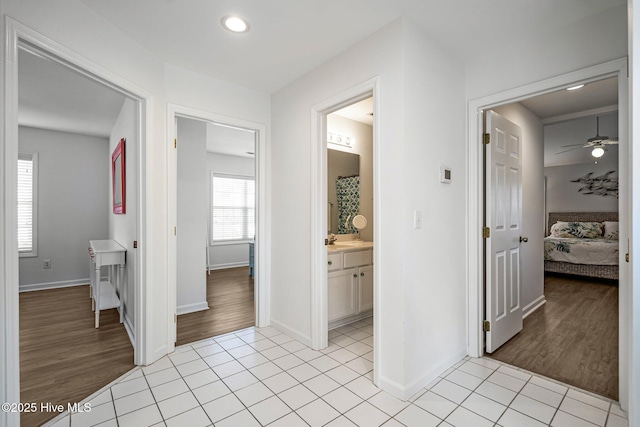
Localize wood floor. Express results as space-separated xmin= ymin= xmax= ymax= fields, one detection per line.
xmin=20 ymin=285 xmax=134 ymax=427
xmin=176 ymin=266 xmax=255 ymax=346
xmin=488 ymin=274 xmax=618 ymax=400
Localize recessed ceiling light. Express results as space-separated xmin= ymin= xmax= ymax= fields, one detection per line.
xmin=221 ymin=16 xmax=250 ymax=33
xmin=566 ymin=84 xmax=585 ymax=91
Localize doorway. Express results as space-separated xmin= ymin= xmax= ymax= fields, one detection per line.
xmin=174 ymin=116 xmax=257 ymax=345
xmin=167 ymin=106 xmax=269 ymax=352
xmin=310 ymin=78 xmax=381 ymax=387
xmin=2 ymin=22 xmax=148 ymax=427
xmin=467 ymin=58 xmax=629 ymax=408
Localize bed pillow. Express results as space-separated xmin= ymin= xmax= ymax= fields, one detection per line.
xmin=603 ymin=221 xmax=619 ymax=240
xmin=550 ymin=221 xmax=603 ymax=239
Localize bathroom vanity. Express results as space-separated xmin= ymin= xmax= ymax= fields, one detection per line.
xmin=327 ymin=241 xmax=373 ymax=329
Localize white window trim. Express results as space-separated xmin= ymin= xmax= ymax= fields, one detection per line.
xmin=210 ymin=172 xmax=255 ymax=245
xmin=18 ymin=152 xmax=38 ymax=258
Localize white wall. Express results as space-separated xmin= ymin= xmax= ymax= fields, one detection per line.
xmin=207 ymin=151 xmax=255 ymax=269
xmin=401 ymin=20 xmax=467 ymax=393
xmin=327 ymin=114 xmax=374 ymax=241
xmin=109 ymin=98 xmax=138 ymax=331
xmin=271 ymin=18 xmax=407 ymax=394
xmin=545 ymin=158 xmax=619 ymax=215
xmin=176 ymin=117 xmax=208 ymax=314
xmin=18 ymin=126 xmax=109 ymax=290
xmin=494 ymin=103 xmax=545 ymax=317
xmin=465 ymin=4 xmax=627 ymax=100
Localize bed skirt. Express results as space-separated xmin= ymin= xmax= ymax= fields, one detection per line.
xmin=544 ymin=260 xmax=618 ymax=280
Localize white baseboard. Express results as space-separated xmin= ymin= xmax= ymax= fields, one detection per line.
xmin=208 ymin=262 xmax=249 ymax=271
xmin=19 ymin=278 xmax=90 ymax=293
xmin=176 ymin=302 xmax=210 ymax=315
xmin=269 ymin=318 xmax=312 ymax=347
xmin=124 ymin=315 xmax=135 ymax=347
xmin=402 ymin=348 xmax=468 ymax=400
xmin=523 ymin=295 xmax=546 ymax=319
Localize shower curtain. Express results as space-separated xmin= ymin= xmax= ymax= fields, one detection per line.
xmin=336 ymin=175 xmax=360 ymax=234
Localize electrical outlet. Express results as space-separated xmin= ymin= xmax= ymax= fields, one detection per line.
xmin=43 ymin=259 xmax=51 ymax=269
xmin=414 ymin=210 xmax=422 ymax=229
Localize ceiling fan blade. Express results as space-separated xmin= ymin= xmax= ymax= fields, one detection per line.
xmin=602 ymin=139 xmax=618 ymax=145
xmin=559 ymin=143 xmax=586 ymax=148
xmin=556 ymin=146 xmax=584 ymax=154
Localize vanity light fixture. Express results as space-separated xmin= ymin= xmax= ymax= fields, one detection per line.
xmin=221 ymin=15 xmax=250 ymax=33
xmin=566 ymin=84 xmax=585 ymax=91
xmin=327 ymin=132 xmax=353 ymax=148
xmin=591 ymin=146 xmax=605 ymax=158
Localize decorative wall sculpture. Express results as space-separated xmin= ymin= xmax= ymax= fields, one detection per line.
xmin=570 ymin=170 xmax=618 ymax=198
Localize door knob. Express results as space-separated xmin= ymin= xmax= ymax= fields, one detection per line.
xmin=520 ymin=236 xmax=528 ymax=243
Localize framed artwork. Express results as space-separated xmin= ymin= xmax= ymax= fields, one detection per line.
xmin=112 ymin=138 xmax=126 ymax=214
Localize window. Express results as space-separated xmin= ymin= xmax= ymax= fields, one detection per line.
xmin=18 ymin=153 xmax=37 ymax=257
xmin=211 ymin=174 xmax=255 ymax=243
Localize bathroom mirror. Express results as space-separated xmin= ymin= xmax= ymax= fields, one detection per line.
xmin=327 ymin=149 xmax=360 ymax=234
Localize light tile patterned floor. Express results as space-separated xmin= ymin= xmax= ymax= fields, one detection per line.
xmin=44 ymin=317 xmax=628 ymax=427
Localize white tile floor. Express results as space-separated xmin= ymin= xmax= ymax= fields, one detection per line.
xmin=44 ymin=317 xmax=628 ymax=427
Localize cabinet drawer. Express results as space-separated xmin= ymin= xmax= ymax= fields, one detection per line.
xmin=344 ymin=250 xmax=372 ymax=268
xmin=327 ymin=253 xmax=343 ymax=271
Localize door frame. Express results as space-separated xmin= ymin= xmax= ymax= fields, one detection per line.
xmin=466 ymin=58 xmax=629 ymax=408
xmin=2 ymin=18 xmax=150 ymax=426
xmin=166 ymin=104 xmax=270 ymax=351
xmin=310 ymin=77 xmax=380 ymax=386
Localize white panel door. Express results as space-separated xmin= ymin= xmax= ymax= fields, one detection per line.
xmin=485 ymin=110 xmax=523 ymax=353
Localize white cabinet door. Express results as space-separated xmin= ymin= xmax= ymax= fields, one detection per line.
xmin=328 ymin=268 xmax=358 ymax=322
xmin=358 ymin=265 xmax=373 ymax=312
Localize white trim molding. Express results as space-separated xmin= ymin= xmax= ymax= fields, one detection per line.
xmin=177 ymin=302 xmax=210 ymax=316
xmin=167 ymin=103 xmax=270 ymax=354
xmin=522 ymin=295 xmax=546 ymax=319
xmin=19 ymin=278 xmax=90 ymax=293
xmin=466 ymin=57 xmax=629 ymax=410
xmin=310 ymin=77 xmax=381 ymax=389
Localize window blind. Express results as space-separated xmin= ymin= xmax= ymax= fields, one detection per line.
xmin=211 ymin=175 xmax=255 ymax=242
xmin=17 ymin=154 xmax=35 ymax=254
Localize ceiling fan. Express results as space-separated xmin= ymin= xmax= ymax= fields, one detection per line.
xmin=556 ymin=116 xmax=618 ymax=157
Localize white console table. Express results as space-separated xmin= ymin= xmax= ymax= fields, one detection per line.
xmin=88 ymin=240 xmax=126 ymax=328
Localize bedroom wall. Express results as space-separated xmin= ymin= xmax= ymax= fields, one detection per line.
xmin=493 ymin=103 xmax=545 ymax=318
xmin=326 ymin=114 xmax=373 ymax=241
xmin=176 ymin=117 xmax=208 ymax=314
xmin=109 ymin=98 xmax=138 ymax=332
xmin=18 ymin=126 xmax=109 ymax=291
xmin=545 ymin=156 xmax=619 ymax=217
xmin=207 ymin=151 xmax=255 ymax=269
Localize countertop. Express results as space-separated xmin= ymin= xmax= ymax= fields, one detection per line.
xmin=327 ymin=241 xmax=373 ymax=253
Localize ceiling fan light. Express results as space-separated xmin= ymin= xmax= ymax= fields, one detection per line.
xmin=591 ymin=146 xmax=605 ymax=158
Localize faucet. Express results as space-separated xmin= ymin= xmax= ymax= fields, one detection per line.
xmin=327 ymin=233 xmax=338 ymax=245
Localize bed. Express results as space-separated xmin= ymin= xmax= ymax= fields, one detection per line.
xmin=544 ymin=212 xmax=619 ymax=280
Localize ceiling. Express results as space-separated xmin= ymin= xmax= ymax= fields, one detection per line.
xmin=206 ymin=122 xmax=255 ymax=158
xmin=18 ymin=48 xmax=126 ymax=138
xmin=78 ymin=0 xmax=625 ymax=94
xmin=333 ymin=97 xmax=374 ymax=126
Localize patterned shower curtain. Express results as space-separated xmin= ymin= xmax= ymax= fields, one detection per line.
xmin=337 ymin=175 xmax=360 ymax=234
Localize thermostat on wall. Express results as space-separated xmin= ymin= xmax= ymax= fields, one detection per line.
xmin=440 ymin=165 xmax=452 ymax=183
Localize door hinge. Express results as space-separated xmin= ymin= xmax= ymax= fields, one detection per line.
xmin=174 ymin=138 xmax=177 ymax=149
xmin=483 ymin=227 xmax=490 ymax=238
xmin=626 ymin=253 xmax=629 ymax=263
xmin=483 ymin=133 xmax=490 ymax=145
xmin=174 ymin=226 xmax=177 ymax=236
xmin=483 ymin=320 xmax=491 ymax=332
xmin=133 ymin=240 xmax=138 ymax=249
